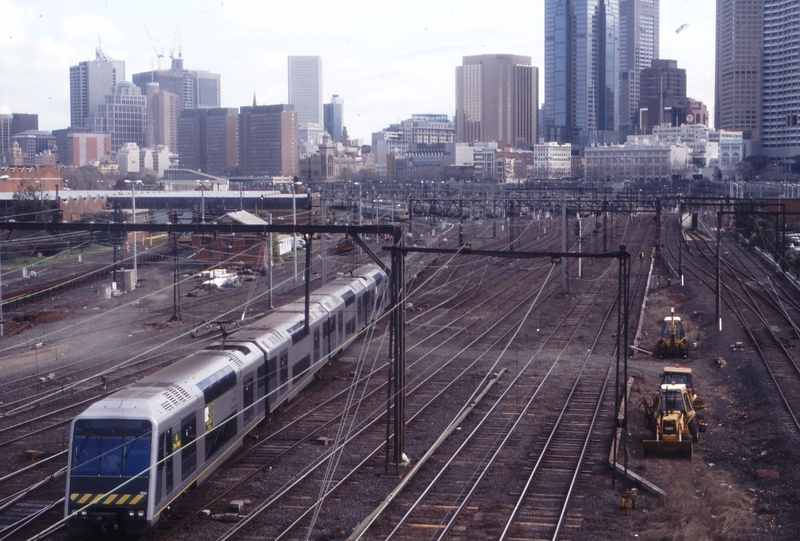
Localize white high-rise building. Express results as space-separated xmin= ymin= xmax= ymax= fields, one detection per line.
xmin=69 ymin=48 xmax=125 ymax=129
xmin=288 ymin=56 xmax=323 ymax=132
xmin=761 ymin=0 xmax=800 ymax=157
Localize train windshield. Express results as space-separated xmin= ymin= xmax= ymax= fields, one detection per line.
xmin=71 ymin=419 xmax=152 ymax=477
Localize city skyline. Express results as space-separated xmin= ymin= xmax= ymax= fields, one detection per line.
xmin=0 ymin=0 xmax=715 ymax=142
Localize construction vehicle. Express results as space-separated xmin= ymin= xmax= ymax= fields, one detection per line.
xmin=642 ymin=381 xmax=706 ymax=459
xmin=657 ymin=308 xmax=687 ymax=358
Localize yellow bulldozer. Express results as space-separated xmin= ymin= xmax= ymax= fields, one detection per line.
xmin=641 ymin=375 xmax=706 ymax=459
xmin=657 ymin=308 xmax=687 ymax=358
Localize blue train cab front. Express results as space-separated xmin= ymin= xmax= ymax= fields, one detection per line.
xmin=66 ymin=418 xmax=153 ymax=534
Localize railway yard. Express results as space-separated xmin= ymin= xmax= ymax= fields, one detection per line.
xmin=1 ymin=205 xmax=800 ymax=541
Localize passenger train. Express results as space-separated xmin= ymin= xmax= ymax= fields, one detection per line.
xmin=65 ymin=265 xmax=388 ymax=534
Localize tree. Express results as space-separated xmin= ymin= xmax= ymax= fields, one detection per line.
xmin=11 ymin=185 xmax=50 ymax=221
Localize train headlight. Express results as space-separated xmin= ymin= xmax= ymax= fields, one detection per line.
xmin=137 ymin=510 xmax=145 ymax=518
xmin=78 ymin=510 xmax=88 ymax=517
xmin=128 ymin=510 xmax=135 ymax=518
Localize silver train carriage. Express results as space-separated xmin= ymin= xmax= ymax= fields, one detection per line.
xmin=65 ymin=265 xmax=387 ymax=534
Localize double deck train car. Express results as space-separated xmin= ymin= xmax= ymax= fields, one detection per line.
xmin=65 ymin=265 xmax=388 ymax=534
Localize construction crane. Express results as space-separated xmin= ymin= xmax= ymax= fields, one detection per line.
xmin=170 ymin=25 xmax=182 ymax=61
xmin=143 ymin=24 xmax=165 ymax=70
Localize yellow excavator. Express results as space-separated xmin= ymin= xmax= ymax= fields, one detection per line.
xmin=657 ymin=308 xmax=687 ymax=358
xmin=642 ymin=373 xmax=706 ymax=459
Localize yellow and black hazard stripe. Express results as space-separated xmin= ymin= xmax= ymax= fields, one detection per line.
xmin=70 ymin=493 xmax=146 ymax=506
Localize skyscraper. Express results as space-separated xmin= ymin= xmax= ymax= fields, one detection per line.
xmin=70 ymin=48 xmax=124 ymax=129
xmin=288 ymin=56 xmax=323 ymax=130
xmin=455 ymin=54 xmax=538 ymax=148
xmin=144 ymin=82 xmax=179 ymax=151
xmin=90 ymin=82 xmax=148 ymax=152
xmin=324 ymin=95 xmax=344 ymax=143
xmin=544 ymin=0 xmax=620 ymax=150
xmin=132 ymin=57 xmax=221 ymax=112
xmin=760 ymin=0 xmax=800 ymax=157
xmin=715 ymin=0 xmax=763 ymax=142
xmin=177 ymin=108 xmax=239 ymax=176
xmin=640 ymin=59 xmax=687 ymax=132
xmin=238 ymin=104 xmax=298 ymax=177
xmin=619 ymin=0 xmax=659 ymax=134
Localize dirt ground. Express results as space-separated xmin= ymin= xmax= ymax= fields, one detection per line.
xmin=572 ymin=259 xmax=800 ymax=540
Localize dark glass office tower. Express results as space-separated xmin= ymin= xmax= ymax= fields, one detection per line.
xmin=544 ymin=0 xmax=620 ymax=151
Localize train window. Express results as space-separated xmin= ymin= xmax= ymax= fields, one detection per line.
xmin=288 ymin=321 xmax=308 ymax=345
xmin=165 ymin=428 xmax=173 ymax=493
xmin=257 ymin=364 xmax=267 ymax=397
xmin=342 ymin=290 xmax=355 ymax=306
xmin=197 ymin=366 xmax=237 ymax=404
xmin=293 ymin=355 xmax=311 ymax=385
xmin=205 ymin=413 xmax=238 ymax=460
xmin=205 ymin=344 xmax=252 ymax=355
xmin=243 ymin=374 xmax=254 ymax=423
xmin=357 ymin=297 xmax=363 ymax=325
xmin=180 ymin=415 xmax=197 ymax=481
xmin=71 ymin=420 xmax=151 ymax=478
xmin=313 ymin=329 xmax=320 ymax=362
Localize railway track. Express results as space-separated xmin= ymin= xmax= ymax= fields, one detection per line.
xmin=8 ymin=209 xmax=646 ymax=540
xmin=665 ymin=217 xmax=800 ymax=435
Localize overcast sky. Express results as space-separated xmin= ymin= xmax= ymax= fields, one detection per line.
xmin=1 ymin=0 xmax=716 ymax=142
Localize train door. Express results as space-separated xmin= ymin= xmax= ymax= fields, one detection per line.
xmin=313 ymin=328 xmax=320 ymax=363
xmin=322 ymin=319 xmax=330 ymax=358
xmin=338 ymin=312 xmax=344 ymax=345
xmin=256 ymin=363 xmax=266 ymax=416
xmin=265 ymin=356 xmax=277 ymax=411
xmin=357 ymin=296 xmax=363 ymax=327
xmin=180 ymin=414 xmax=197 ymax=481
xmin=165 ymin=428 xmax=174 ymax=494
xmin=156 ymin=433 xmax=165 ymax=503
xmin=279 ymin=350 xmax=289 ymax=397
xmin=243 ymin=373 xmax=254 ymax=423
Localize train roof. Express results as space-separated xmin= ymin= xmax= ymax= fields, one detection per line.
xmin=77 ymin=348 xmax=249 ymax=421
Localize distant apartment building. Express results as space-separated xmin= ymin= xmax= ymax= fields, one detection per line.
xmin=323 ymin=95 xmax=344 ymax=143
xmin=456 ymin=54 xmax=538 ymax=148
xmin=177 ymin=107 xmax=239 ymax=176
xmin=70 ymin=48 xmax=124 ymax=129
xmin=533 ymin=142 xmax=573 ymax=179
xmin=372 ymin=114 xmax=456 ymax=178
xmin=238 ymin=104 xmax=298 ymax=177
xmin=584 ymin=137 xmax=692 ymax=182
xmin=12 ymin=130 xmax=57 ymax=166
xmin=652 ymin=124 xmax=718 ymax=167
xmin=52 ymin=129 xmax=111 ymax=167
xmin=132 ymin=57 xmax=221 ymax=111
